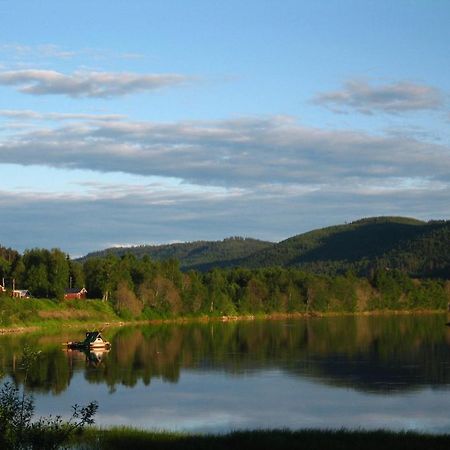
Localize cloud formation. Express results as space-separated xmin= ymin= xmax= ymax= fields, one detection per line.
xmin=1 ymin=175 xmax=449 ymax=256
xmin=313 ymin=80 xmax=443 ymax=114
xmin=0 ymin=69 xmax=193 ymax=98
xmin=0 ymin=43 xmax=145 ymax=61
xmin=0 ymin=109 xmax=125 ymax=121
xmin=2 ymin=114 xmax=449 ymax=254
xmin=1 ymin=115 xmax=448 ymax=188
xmin=0 ymin=43 xmax=75 ymax=59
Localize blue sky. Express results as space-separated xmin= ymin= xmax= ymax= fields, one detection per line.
xmin=0 ymin=0 xmax=449 ymax=256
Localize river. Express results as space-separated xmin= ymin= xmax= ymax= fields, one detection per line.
xmin=1 ymin=314 xmax=450 ymax=433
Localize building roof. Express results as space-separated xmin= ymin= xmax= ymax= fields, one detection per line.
xmin=65 ymin=287 xmax=87 ymax=294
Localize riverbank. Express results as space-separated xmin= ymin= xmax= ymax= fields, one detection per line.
xmin=0 ymin=297 xmax=119 ymax=333
xmin=75 ymin=428 xmax=450 ymax=450
xmin=0 ymin=296 xmax=447 ymax=334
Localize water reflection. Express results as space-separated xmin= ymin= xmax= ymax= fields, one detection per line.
xmin=1 ymin=314 xmax=450 ymax=395
xmin=66 ymin=348 xmax=110 ymax=368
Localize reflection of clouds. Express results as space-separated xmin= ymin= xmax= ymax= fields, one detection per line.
xmin=33 ymin=370 xmax=450 ymax=434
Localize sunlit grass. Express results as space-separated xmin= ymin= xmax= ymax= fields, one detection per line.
xmin=0 ymin=297 xmax=118 ymax=329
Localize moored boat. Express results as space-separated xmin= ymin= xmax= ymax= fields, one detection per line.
xmin=66 ymin=331 xmax=111 ymax=350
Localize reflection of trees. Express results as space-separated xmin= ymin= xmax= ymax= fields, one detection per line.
xmin=1 ymin=315 xmax=450 ymax=395
xmin=0 ymin=334 xmax=77 ymax=395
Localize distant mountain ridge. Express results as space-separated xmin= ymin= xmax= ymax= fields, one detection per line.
xmin=79 ymin=217 xmax=450 ymax=278
xmin=241 ymin=216 xmax=450 ymax=277
xmin=78 ymin=237 xmax=274 ymax=272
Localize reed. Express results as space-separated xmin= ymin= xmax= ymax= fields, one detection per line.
xmin=75 ymin=428 xmax=450 ymax=450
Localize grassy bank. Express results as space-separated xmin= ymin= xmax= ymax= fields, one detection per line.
xmin=75 ymin=428 xmax=450 ymax=450
xmin=0 ymin=295 xmax=447 ymax=333
xmin=0 ymin=297 xmax=119 ymax=331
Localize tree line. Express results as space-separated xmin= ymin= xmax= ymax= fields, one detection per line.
xmin=1 ymin=246 xmax=449 ymax=317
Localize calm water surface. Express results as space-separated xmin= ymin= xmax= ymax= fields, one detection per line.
xmin=1 ymin=315 xmax=450 ymax=433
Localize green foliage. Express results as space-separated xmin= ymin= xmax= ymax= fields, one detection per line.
xmin=0 ymin=217 xmax=449 ymax=325
xmin=20 ymin=249 xmax=70 ymax=299
xmin=76 ymin=217 xmax=450 ymax=279
xmin=1 ymin=252 xmax=449 ymax=327
xmin=0 ymin=297 xmax=117 ymax=328
xmin=241 ymin=217 xmax=450 ymax=278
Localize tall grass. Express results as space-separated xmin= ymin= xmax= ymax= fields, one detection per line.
xmin=76 ymin=428 xmax=450 ymax=450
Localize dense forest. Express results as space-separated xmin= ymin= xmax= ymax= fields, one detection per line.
xmin=79 ymin=217 xmax=450 ymax=278
xmin=241 ymin=217 xmax=450 ymax=277
xmin=1 ymin=245 xmax=449 ymax=319
xmin=79 ymin=237 xmax=274 ymax=271
xmin=1 ymin=216 xmax=450 ymax=318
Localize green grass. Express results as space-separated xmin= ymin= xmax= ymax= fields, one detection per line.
xmin=74 ymin=428 xmax=450 ymax=450
xmin=0 ymin=296 xmax=119 ymax=329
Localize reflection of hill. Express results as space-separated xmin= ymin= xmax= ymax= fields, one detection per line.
xmin=1 ymin=315 xmax=450 ymax=395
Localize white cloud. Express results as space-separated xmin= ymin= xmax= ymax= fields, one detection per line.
xmin=0 ymin=43 xmax=145 ymax=62
xmin=0 ymin=43 xmax=75 ymax=59
xmin=0 ymin=109 xmax=126 ymax=121
xmin=1 ymin=115 xmax=448 ymax=188
xmin=0 ymin=69 xmax=193 ymax=98
xmin=313 ymin=79 xmax=443 ymax=114
xmin=1 ymin=114 xmax=449 ymax=254
xmin=1 ymin=175 xmax=449 ymax=256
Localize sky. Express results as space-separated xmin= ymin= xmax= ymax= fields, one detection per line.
xmin=0 ymin=0 xmax=449 ymax=256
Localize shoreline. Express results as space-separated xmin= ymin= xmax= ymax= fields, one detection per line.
xmin=0 ymin=308 xmax=447 ymax=335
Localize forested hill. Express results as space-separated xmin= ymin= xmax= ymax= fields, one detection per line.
xmin=241 ymin=217 xmax=450 ymax=277
xmin=79 ymin=237 xmax=274 ymax=271
xmin=79 ymin=217 xmax=450 ymax=278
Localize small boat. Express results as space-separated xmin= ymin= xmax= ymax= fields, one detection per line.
xmin=66 ymin=331 xmax=111 ymax=350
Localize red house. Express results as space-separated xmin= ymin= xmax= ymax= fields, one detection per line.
xmin=64 ymin=287 xmax=87 ymax=300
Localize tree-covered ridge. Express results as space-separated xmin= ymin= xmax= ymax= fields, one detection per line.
xmin=79 ymin=237 xmax=274 ymax=271
xmin=76 ymin=217 xmax=450 ymax=278
xmin=1 ymin=216 xmax=449 ymax=309
xmin=241 ymin=217 xmax=450 ymax=278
